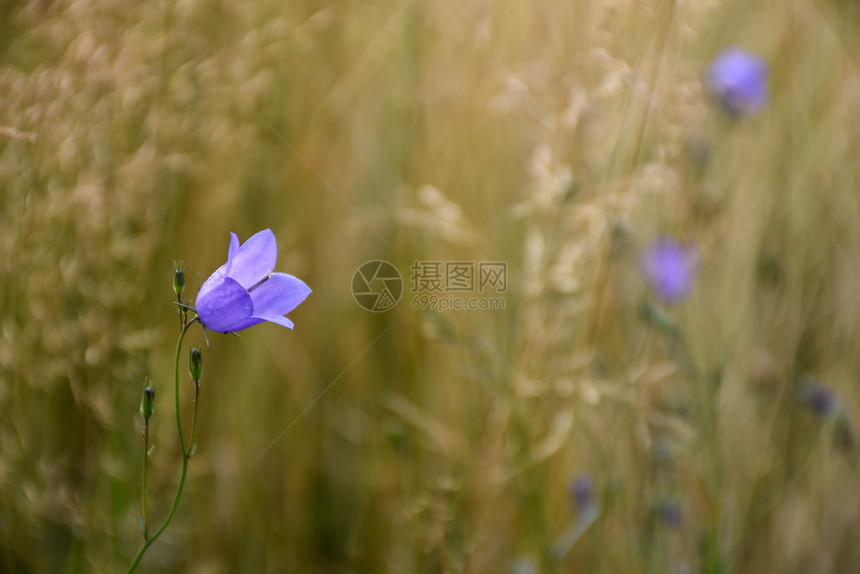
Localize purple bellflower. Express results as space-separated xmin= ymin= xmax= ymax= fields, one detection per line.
xmin=196 ymin=229 xmax=311 ymax=333
xmin=705 ymin=47 xmax=769 ymax=117
xmin=641 ymin=237 xmax=699 ymax=304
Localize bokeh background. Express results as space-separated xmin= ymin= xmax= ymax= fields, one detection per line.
xmin=3 ymin=0 xmax=860 ymax=572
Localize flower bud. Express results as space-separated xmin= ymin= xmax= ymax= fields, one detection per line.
xmin=189 ymin=347 xmax=203 ymax=381
xmin=173 ymin=260 xmax=186 ymax=297
xmin=140 ymin=381 xmax=155 ymax=420
xmin=638 ymin=300 xmax=677 ymax=334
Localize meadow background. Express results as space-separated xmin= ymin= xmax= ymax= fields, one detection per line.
xmin=2 ymin=0 xmax=860 ymax=572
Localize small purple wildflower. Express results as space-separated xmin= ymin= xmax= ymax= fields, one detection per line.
xmin=705 ymin=47 xmax=769 ymax=117
xmin=640 ymin=237 xmax=699 ymax=304
xmin=196 ymin=229 xmax=311 ymax=333
xmin=569 ymin=473 xmax=595 ymax=511
xmin=797 ymin=377 xmax=839 ymax=418
xmin=657 ymin=501 xmax=683 ymax=529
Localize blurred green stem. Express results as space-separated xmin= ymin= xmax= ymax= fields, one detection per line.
xmin=584 ymin=0 xmax=676 ymax=348
xmin=126 ymin=317 xmax=200 ymax=573
xmin=671 ymin=330 xmax=727 ymax=572
xmin=141 ymin=425 xmax=149 ymax=539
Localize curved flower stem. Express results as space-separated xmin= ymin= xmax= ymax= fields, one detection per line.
xmin=126 ymin=316 xmax=200 ymax=573
xmin=174 ymin=319 xmax=197 ymax=459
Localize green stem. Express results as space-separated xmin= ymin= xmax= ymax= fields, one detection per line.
xmin=126 ymin=454 xmax=189 ymax=573
xmin=126 ymin=317 xmax=199 ymax=573
xmin=174 ymin=319 xmax=196 ymax=459
xmin=142 ymin=425 xmax=149 ymax=539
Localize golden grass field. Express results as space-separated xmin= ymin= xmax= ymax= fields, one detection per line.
xmin=3 ymin=0 xmax=860 ymax=572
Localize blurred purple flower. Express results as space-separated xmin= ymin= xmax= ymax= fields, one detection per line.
xmin=657 ymin=501 xmax=683 ymax=529
xmin=797 ymin=377 xmax=839 ymax=418
xmin=569 ymin=473 xmax=595 ymax=510
xmin=196 ymin=229 xmax=311 ymax=333
xmin=640 ymin=237 xmax=699 ymax=304
xmin=705 ymin=47 xmax=769 ymax=117
xmin=796 ymin=378 xmax=854 ymax=452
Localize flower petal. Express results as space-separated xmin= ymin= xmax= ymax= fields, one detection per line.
xmin=224 ymin=232 xmax=241 ymax=275
xmin=196 ymin=276 xmax=254 ymax=333
xmin=249 ymin=272 xmax=312 ymax=318
xmin=227 ymin=229 xmax=277 ymax=289
xmin=251 ymin=313 xmax=295 ymax=330
xmin=219 ymin=316 xmax=265 ymax=332
xmin=197 ymin=262 xmax=229 ymax=301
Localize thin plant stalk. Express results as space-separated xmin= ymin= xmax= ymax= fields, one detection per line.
xmin=126 ymin=317 xmax=200 ymax=573
xmin=141 ymin=424 xmax=149 ymax=540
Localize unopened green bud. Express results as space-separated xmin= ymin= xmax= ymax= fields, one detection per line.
xmin=140 ymin=381 xmax=155 ymax=420
xmin=189 ymin=347 xmax=203 ymax=381
xmin=173 ymin=260 xmax=186 ymax=296
xmin=638 ymin=300 xmax=677 ymax=334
